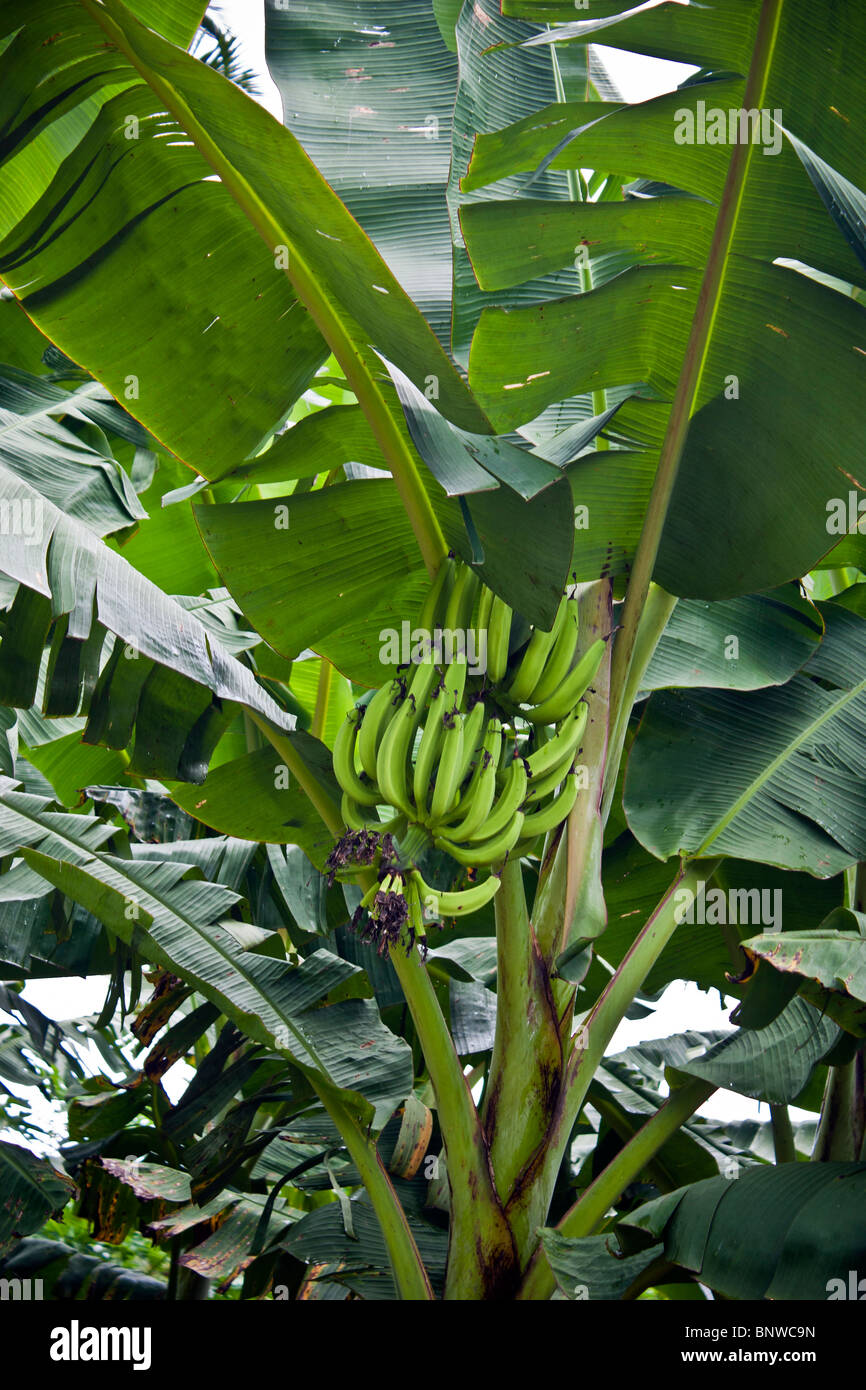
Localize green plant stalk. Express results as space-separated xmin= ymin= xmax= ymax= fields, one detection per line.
xmin=603 ymin=583 xmax=676 ymax=825
xmin=481 ymin=858 xmax=563 ymax=1205
xmin=517 ymin=1076 xmax=716 ymax=1300
xmin=250 ymin=709 xmax=512 ymax=1294
xmin=504 ymin=858 xmax=723 ymax=1255
xmin=310 ymin=658 xmax=333 ymax=742
xmin=388 ymin=941 xmax=518 ymax=1299
xmin=811 ymin=1058 xmax=866 ymax=1162
xmin=770 ymin=1104 xmax=797 ymax=1164
xmin=606 ymin=0 xmax=783 ymax=761
xmin=314 ymin=1083 xmax=434 ymax=1300
xmin=247 ymin=710 xmax=344 ymax=836
xmin=81 ymin=0 xmax=448 ymax=578
xmin=555 ymin=578 xmax=613 ymax=964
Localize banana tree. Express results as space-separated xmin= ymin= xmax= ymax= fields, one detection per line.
xmin=1 ymin=0 xmax=865 ymax=1300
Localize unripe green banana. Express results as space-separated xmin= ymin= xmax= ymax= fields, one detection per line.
xmin=529 ymin=597 xmax=580 ymax=704
xmin=358 ymin=677 xmax=402 ymax=780
xmin=519 ymin=773 xmax=579 ymax=838
xmin=440 ymin=658 xmax=468 ymax=715
xmin=525 ymin=756 xmax=573 ymax=805
xmin=437 ymin=717 xmax=501 ymax=842
xmin=429 ymin=712 xmax=465 ymax=826
xmin=377 ymin=662 xmax=438 ymax=814
xmin=486 ymin=594 xmax=513 ymax=683
xmin=412 ymin=669 xmax=447 ymax=818
xmin=471 ymin=757 xmax=527 ymax=841
xmin=525 ymin=702 xmax=588 ymax=780
xmin=436 ymin=811 xmax=524 ymax=867
xmin=472 ymin=582 xmax=495 ymax=653
xmin=333 ymin=709 xmax=381 ymax=806
xmin=523 ymin=637 xmax=606 ymax=725
xmin=417 ymin=555 xmax=455 ymax=634
xmin=451 ymin=698 xmax=486 ymax=791
xmin=340 ymin=791 xmax=405 ymax=835
xmin=505 ymin=600 xmax=565 ymax=704
xmin=444 ymin=561 xmax=479 ymax=635
xmin=404 ymin=872 xmax=427 ymax=950
xmin=410 ymin=868 xmax=501 ymax=919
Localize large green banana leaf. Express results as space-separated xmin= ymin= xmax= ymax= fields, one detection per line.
xmin=624 ymin=602 xmax=866 ymax=873
xmin=461 ymin=0 xmax=866 ymax=599
xmin=0 ymin=779 xmax=413 ymax=1130
xmin=619 ymin=1162 xmax=866 ymax=1300
xmin=0 ymin=1142 xmax=77 ymax=1255
xmin=264 ymin=1 xmax=459 ymax=348
xmin=264 ymin=0 xmax=614 ymax=366
xmin=0 ymin=0 xmax=484 ymax=493
xmin=741 ymin=909 xmax=866 ymax=1036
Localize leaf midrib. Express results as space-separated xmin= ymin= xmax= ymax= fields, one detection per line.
xmin=693 ymin=673 xmax=866 ymax=858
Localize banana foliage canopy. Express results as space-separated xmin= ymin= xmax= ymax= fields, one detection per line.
xmin=0 ymin=0 xmax=865 ymax=1305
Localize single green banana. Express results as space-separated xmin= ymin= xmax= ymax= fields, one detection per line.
xmin=528 ymin=597 xmax=580 ymax=704
xmin=377 ymin=661 xmax=438 ymax=814
xmin=437 ymin=717 xmax=502 ymax=842
xmin=526 ymin=757 xmax=573 ymax=805
xmin=357 ymin=677 xmax=402 ymax=780
xmin=440 ymin=658 xmax=468 ymax=715
xmin=451 ymin=698 xmax=486 ymax=791
xmin=417 ymin=555 xmax=455 ymax=635
xmin=404 ymin=873 xmax=427 ymax=950
xmin=333 ymin=710 xmax=381 ymax=806
xmin=428 ymin=712 xmax=465 ymax=826
xmin=520 ymin=773 xmax=579 ymax=837
xmin=524 ymin=637 xmax=606 ymax=725
xmin=436 ymin=811 xmax=524 ymax=867
xmin=472 ymin=582 xmax=495 ymax=646
xmin=444 ymin=561 xmax=479 ymax=635
xmin=525 ymin=702 xmax=588 ymax=780
xmin=341 ymin=790 xmax=405 ymax=833
xmin=470 ymin=757 xmax=527 ymax=841
xmin=412 ymin=669 xmax=447 ymax=818
xmin=486 ymin=594 xmax=513 ymax=683
xmin=506 ymin=596 xmax=567 ymax=704
xmin=340 ymin=792 xmax=406 ymax=836
xmin=410 ymin=868 xmax=501 ymax=918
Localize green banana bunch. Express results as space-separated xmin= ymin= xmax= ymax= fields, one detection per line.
xmin=328 ymin=564 xmax=608 ymax=936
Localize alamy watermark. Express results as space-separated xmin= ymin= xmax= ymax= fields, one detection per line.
xmin=0 ymin=1277 xmax=43 ymax=1300
xmin=826 ymin=1271 xmax=865 ymax=1299
xmin=674 ymin=100 xmax=783 ymax=156
xmin=0 ymin=497 xmax=43 ymax=545
xmin=673 ymin=880 xmax=782 ymax=930
xmin=378 ymin=622 xmax=487 ymax=677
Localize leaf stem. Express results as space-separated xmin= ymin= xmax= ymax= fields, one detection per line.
xmin=602 ymin=582 xmax=676 ymax=824
xmin=606 ymin=0 xmax=784 ymax=760
xmin=770 ymin=1104 xmax=797 ymax=1164
xmin=482 ymin=858 xmax=562 ymax=1210
xmin=387 ymin=942 xmax=518 ymax=1299
xmin=504 ymin=858 xmax=723 ymax=1243
xmin=517 ymin=1076 xmax=716 ymax=1300
xmin=246 ymin=710 xmax=343 ymax=837
xmin=314 ymin=1083 xmax=434 ymax=1300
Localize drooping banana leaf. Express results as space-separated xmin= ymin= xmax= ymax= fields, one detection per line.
xmin=461 ymin=0 xmax=866 ymax=599
xmin=624 ymin=602 xmax=866 ymax=873
xmin=618 ymin=1162 xmax=866 ymax=1300
xmin=0 ymin=781 xmax=414 ymax=1131
xmin=740 ymin=909 xmax=866 ymax=1037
